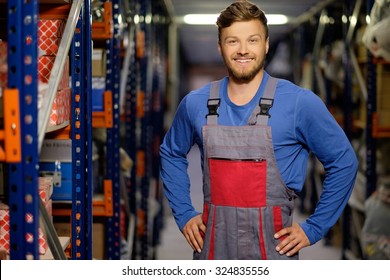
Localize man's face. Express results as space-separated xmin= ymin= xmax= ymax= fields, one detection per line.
xmin=218 ymin=20 xmax=269 ymax=83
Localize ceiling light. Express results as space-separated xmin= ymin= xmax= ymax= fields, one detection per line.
xmin=181 ymin=14 xmax=288 ymax=25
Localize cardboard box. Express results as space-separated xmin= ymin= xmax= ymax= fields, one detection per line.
xmin=93 ymin=222 xmax=105 ymax=259
xmin=40 ymin=139 xmax=72 ymax=162
xmin=53 ymin=222 xmax=70 ymax=237
xmin=92 ymin=48 xmax=106 ymax=77
xmin=53 ymin=221 xmax=105 ymax=259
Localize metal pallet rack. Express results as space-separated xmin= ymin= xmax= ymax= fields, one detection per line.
xmin=122 ymin=0 xmax=169 ymax=259
xmin=3 ymin=0 xmax=93 ymax=259
xmin=138 ymin=0 xmax=152 ymax=260
xmin=277 ymin=0 xmax=386 ymax=260
xmin=342 ymin=0 xmax=390 ymax=260
xmin=2 ymin=0 xmax=176 ymax=260
xmin=104 ymin=0 xmax=121 ymax=260
xmin=149 ymin=1 xmax=168 ymax=258
xmin=293 ymin=0 xmax=387 ymax=260
xmin=341 ymin=0 xmax=363 ymax=259
xmin=123 ymin=0 xmax=138 ymax=260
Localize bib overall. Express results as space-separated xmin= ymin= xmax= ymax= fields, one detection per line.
xmin=194 ymin=77 xmax=298 ymax=260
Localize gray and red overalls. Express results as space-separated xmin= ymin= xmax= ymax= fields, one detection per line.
xmin=194 ymin=77 xmax=298 ymax=260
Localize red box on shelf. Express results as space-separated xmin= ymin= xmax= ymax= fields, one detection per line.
xmin=39 ymin=177 xmax=53 ymax=217
xmin=0 ymin=40 xmax=7 ymax=89
xmin=0 ymin=203 xmax=47 ymax=255
xmin=38 ymin=55 xmax=69 ymax=90
xmin=48 ymin=87 xmax=71 ymax=127
xmin=39 ymin=36 xmax=62 ymax=56
xmin=38 ymin=19 xmax=66 ymax=38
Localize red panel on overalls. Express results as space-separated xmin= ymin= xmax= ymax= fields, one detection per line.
xmin=209 ymin=158 xmax=266 ymax=207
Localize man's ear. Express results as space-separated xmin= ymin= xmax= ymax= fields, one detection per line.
xmin=218 ymin=41 xmax=222 ymax=55
xmin=266 ymin=37 xmax=269 ymax=54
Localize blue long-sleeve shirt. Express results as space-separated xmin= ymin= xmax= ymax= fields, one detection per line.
xmin=160 ymin=73 xmax=358 ymax=245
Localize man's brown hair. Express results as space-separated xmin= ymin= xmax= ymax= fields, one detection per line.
xmin=216 ymin=1 xmax=269 ymax=41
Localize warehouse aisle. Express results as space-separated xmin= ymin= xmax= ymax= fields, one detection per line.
xmin=156 ymin=146 xmax=342 ymax=260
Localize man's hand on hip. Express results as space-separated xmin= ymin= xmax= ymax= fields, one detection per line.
xmin=274 ymin=222 xmax=311 ymax=257
xmin=182 ymin=214 xmax=206 ymax=253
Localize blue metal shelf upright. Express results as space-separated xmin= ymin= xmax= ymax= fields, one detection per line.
xmin=71 ymin=0 xmax=93 ymax=260
xmin=364 ymin=0 xmax=377 ymax=199
xmin=105 ymin=0 xmax=122 ymax=260
xmin=7 ymin=0 xmax=39 ymax=260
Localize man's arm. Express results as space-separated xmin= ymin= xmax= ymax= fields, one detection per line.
xmin=275 ymin=91 xmax=358 ymax=255
xmin=160 ymin=96 xmax=201 ymax=231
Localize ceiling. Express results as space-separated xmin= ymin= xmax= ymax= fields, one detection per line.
xmin=168 ymin=0 xmax=335 ymax=65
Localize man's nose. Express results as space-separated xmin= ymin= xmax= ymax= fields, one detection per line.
xmin=237 ymin=42 xmax=249 ymax=55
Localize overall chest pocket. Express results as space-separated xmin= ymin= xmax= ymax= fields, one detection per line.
xmin=209 ymin=158 xmax=267 ymax=207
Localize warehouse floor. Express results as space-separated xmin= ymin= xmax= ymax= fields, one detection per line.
xmin=156 ymin=146 xmax=342 ymax=260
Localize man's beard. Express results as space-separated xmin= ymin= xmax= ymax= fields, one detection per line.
xmin=224 ymin=56 xmax=265 ymax=83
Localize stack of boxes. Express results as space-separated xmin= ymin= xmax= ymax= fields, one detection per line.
xmin=38 ymin=18 xmax=71 ymax=128
xmin=0 ymin=16 xmax=72 ymax=256
xmin=0 ymin=177 xmax=53 ymax=256
xmin=0 ymin=20 xmax=71 ymax=129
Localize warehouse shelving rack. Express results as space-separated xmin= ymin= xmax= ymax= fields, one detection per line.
xmin=271 ymin=0 xmax=388 ymax=260
xmin=340 ymin=0 xmax=386 ymax=260
xmin=2 ymin=0 xmax=93 ymax=259
xmin=2 ymin=0 xmax=171 ymax=260
xmin=285 ymin=0 xmax=388 ymax=260
xmin=121 ymin=0 xmax=169 ymax=260
xmin=122 ymin=0 xmax=138 ymax=260
xmin=102 ymin=0 xmax=121 ymax=260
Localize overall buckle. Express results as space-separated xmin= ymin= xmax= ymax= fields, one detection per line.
xmin=257 ymin=98 xmax=273 ymax=118
xmin=206 ymin=98 xmax=221 ymax=117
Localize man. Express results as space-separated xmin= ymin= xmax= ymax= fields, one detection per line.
xmin=160 ymin=0 xmax=358 ymax=259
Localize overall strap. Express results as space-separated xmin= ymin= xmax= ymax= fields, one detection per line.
xmin=206 ymin=80 xmax=221 ymax=125
xmin=249 ymin=76 xmax=278 ymax=126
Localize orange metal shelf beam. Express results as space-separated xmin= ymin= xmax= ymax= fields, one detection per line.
xmin=45 ymin=124 xmax=71 ymax=140
xmin=52 ymin=180 xmax=113 ymax=217
xmin=0 ymin=88 xmax=21 ymax=162
xmin=92 ymin=179 xmax=113 ymax=217
xmin=372 ymin=113 xmax=390 ymax=138
xmin=39 ymin=4 xmax=71 ymax=20
xmin=92 ymin=90 xmax=113 ymax=128
xmin=92 ymin=2 xmax=113 ymax=40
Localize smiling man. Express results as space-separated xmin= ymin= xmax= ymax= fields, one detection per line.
xmin=160 ymin=0 xmax=358 ymax=260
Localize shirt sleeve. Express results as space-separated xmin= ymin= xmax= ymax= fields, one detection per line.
xmin=160 ymin=96 xmax=200 ymax=231
xmin=295 ymin=91 xmax=358 ymax=245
